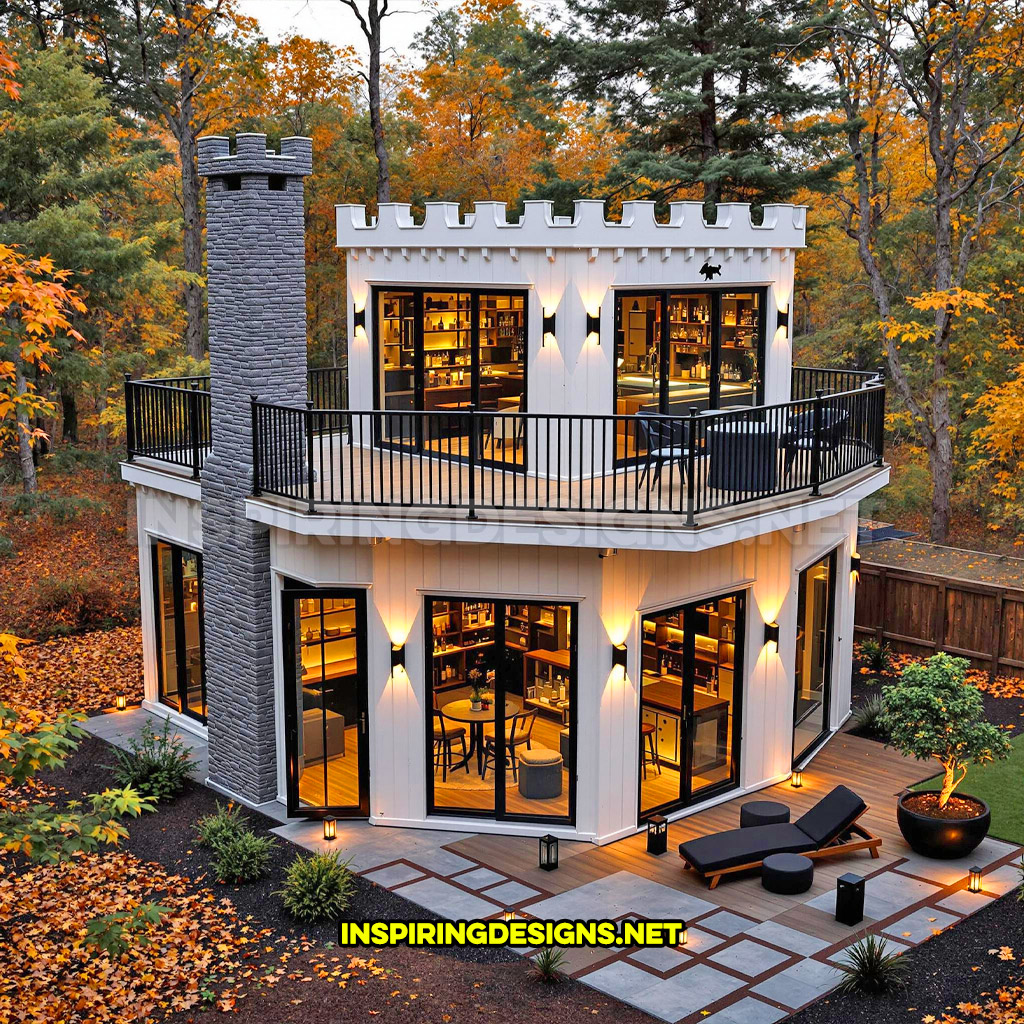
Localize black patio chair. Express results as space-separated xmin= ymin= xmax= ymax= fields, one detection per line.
xmin=635 ymin=414 xmax=701 ymax=489
xmin=780 ymin=407 xmax=850 ymax=478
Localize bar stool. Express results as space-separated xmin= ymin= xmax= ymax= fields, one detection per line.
xmin=641 ymin=722 xmax=661 ymax=778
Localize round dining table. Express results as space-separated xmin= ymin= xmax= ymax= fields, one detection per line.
xmin=440 ymin=697 xmax=518 ymax=775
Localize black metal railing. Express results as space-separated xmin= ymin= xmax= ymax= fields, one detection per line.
xmin=124 ymin=374 xmax=211 ymax=479
xmin=251 ymin=382 xmax=885 ymax=522
xmin=791 ymin=365 xmax=883 ymax=400
xmin=308 ymin=364 xmax=348 ymax=411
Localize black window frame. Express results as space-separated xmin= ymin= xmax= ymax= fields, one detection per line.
xmin=792 ymin=547 xmax=838 ymax=766
xmin=424 ymin=595 xmax=577 ymax=827
xmin=637 ymin=588 xmax=746 ymax=824
xmin=151 ymin=539 xmax=207 ymax=724
xmin=371 ymin=285 xmax=530 ymax=466
xmin=613 ymin=286 xmax=768 ymax=464
xmin=280 ymin=582 xmax=371 ymax=819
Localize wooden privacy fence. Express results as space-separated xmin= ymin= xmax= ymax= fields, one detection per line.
xmin=855 ymin=562 xmax=1024 ymax=679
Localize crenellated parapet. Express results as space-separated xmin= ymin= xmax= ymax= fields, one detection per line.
xmin=336 ymin=199 xmax=806 ymax=254
xmin=199 ymin=133 xmax=313 ymax=180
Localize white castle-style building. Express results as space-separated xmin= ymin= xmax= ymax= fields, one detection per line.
xmin=122 ymin=133 xmax=887 ymax=844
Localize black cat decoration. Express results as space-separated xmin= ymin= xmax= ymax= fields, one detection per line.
xmin=699 ymin=260 xmax=722 ymax=280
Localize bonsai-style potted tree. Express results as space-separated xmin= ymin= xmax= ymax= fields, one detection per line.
xmin=881 ymin=653 xmax=1011 ymax=858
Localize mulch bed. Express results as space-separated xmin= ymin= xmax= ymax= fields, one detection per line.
xmin=790 ymin=888 xmax=1024 ymax=1024
xmin=37 ymin=735 xmax=659 ymax=1023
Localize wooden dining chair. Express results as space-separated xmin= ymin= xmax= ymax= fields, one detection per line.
xmin=482 ymin=710 xmax=536 ymax=781
xmin=433 ymin=711 xmax=469 ymax=782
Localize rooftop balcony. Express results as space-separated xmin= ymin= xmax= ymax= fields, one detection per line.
xmin=124 ymin=366 xmax=885 ymax=534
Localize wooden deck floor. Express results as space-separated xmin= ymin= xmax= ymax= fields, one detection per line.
xmin=447 ymin=731 xmax=936 ymax=935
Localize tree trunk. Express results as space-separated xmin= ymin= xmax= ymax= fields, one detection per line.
xmin=938 ymin=763 xmax=956 ymax=807
xmin=15 ymin=363 xmax=38 ymax=494
xmin=696 ymin=0 xmax=718 ymax=211
xmin=60 ymin=387 xmax=79 ymax=442
xmin=176 ymin=10 xmax=205 ymax=360
xmin=367 ymin=4 xmax=391 ymax=204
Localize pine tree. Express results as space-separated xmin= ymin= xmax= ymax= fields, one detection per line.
xmin=549 ymin=0 xmax=845 ymax=208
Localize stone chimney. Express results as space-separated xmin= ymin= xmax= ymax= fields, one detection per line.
xmin=197 ymin=132 xmax=311 ymax=804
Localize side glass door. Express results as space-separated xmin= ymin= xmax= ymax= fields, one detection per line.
xmin=794 ymin=551 xmax=837 ymax=763
xmin=284 ymin=588 xmax=369 ymax=817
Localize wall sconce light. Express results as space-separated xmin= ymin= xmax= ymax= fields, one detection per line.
xmin=791 ymin=769 xmax=804 ymax=789
xmin=612 ymin=642 xmax=628 ymax=672
xmin=391 ymin=643 xmax=406 ymax=672
xmin=968 ymin=866 xmax=982 ymax=893
xmin=503 ymin=908 xmax=516 ymax=923
xmin=646 ymin=814 xmax=668 ymax=856
xmin=586 ymin=309 xmax=601 ymax=344
xmin=763 ymin=621 xmax=780 ymax=650
xmin=776 ymin=307 xmax=789 ymax=331
xmin=115 ymin=694 xmax=127 ymax=712
xmin=850 ymin=552 xmax=862 ymax=581
xmin=353 ymin=308 xmax=365 ymax=331
xmin=539 ymin=833 xmax=559 ymax=871
xmin=542 ymin=311 xmax=556 ymax=347
xmin=323 ymin=816 xmax=337 ymax=841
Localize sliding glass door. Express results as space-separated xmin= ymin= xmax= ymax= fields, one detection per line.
xmin=638 ymin=591 xmax=744 ymax=821
xmin=376 ymin=287 xmax=527 ymax=465
xmin=793 ymin=550 xmax=837 ymax=764
xmin=427 ymin=596 xmax=576 ymax=824
xmin=282 ymin=586 xmax=369 ymax=817
xmin=152 ymin=540 xmax=207 ymax=722
xmin=615 ymin=288 xmax=766 ymax=464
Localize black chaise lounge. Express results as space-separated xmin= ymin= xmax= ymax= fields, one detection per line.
xmin=678 ymin=785 xmax=881 ymax=889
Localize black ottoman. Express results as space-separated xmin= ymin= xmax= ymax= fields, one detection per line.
xmin=762 ymin=853 xmax=814 ymax=895
xmin=740 ymin=800 xmax=791 ymax=828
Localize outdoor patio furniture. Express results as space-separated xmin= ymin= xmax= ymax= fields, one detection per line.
xmin=678 ymin=784 xmax=881 ymax=889
xmin=762 ymin=853 xmax=814 ymax=894
xmin=706 ymin=420 xmax=778 ymax=493
xmin=481 ymin=710 xmax=536 ymax=781
xmin=635 ymin=415 xmax=701 ymax=489
xmin=740 ymin=800 xmax=790 ymax=828
xmin=433 ymin=711 xmax=469 ymax=781
xmin=517 ymin=746 xmax=563 ymax=800
xmin=781 ymin=407 xmax=850 ymax=479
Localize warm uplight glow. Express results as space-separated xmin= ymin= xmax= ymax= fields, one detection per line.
xmin=354 ymin=325 xmax=368 ymax=345
xmin=323 ymin=816 xmax=337 ymax=841
xmin=968 ymin=866 xmax=982 ymax=893
xmin=115 ymin=694 xmax=127 ymax=712
xmin=791 ymin=769 xmax=804 ymax=789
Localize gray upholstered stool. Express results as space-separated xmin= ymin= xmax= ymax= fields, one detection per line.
xmin=518 ymin=747 xmax=563 ymax=800
xmin=761 ymin=853 xmax=814 ymax=894
xmin=740 ymin=800 xmax=790 ymax=828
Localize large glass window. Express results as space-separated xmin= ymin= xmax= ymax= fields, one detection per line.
xmin=794 ymin=551 xmax=836 ymax=763
xmin=428 ymin=597 xmax=574 ymax=824
xmin=285 ymin=590 xmax=369 ymax=816
xmin=615 ymin=289 xmax=765 ymax=462
xmin=639 ymin=591 xmax=744 ymax=820
xmin=376 ymin=287 xmax=527 ymax=465
xmin=152 ymin=541 xmax=206 ymax=722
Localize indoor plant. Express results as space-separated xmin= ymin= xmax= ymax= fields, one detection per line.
xmin=468 ymin=668 xmax=485 ymax=711
xmin=881 ymin=653 xmax=1011 ymax=858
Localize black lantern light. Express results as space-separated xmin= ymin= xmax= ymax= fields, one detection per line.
xmin=539 ymin=833 xmax=559 ymax=871
xmin=646 ymin=814 xmax=668 ymax=856
xmin=323 ymin=816 xmax=337 ymax=841
xmin=791 ymin=768 xmax=804 ymax=789
xmin=968 ymin=866 xmax=983 ymax=893
xmin=503 ymin=908 xmax=516 ymax=923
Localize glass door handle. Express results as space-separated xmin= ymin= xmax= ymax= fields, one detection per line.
xmin=360 ymin=712 xmax=367 ymax=735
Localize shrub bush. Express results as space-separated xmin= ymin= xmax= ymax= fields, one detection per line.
xmin=277 ymin=851 xmax=355 ymax=922
xmin=852 ymin=695 xmax=888 ymax=741
xmin=9 ymin=492 xmax=106 ymax=523
xmin=29 ymin=572 xmax=130 ymax=635
xmin=194 ymin=801 xmax=247 ymax=850
xmin=834 ymin=934 xmax=910 ymax=994
xmin=858 ymin=639 xmax=892 ymax=675
xmin=532 ymin=946 xmax=568 ymax=984
xmin=212 ymin=830 xmax=276 ymax=884
xmin=111 ymin=718 xmax=193 ymax=803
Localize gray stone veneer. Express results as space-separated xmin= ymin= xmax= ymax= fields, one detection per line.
xmin=197 ymin=133 xmax=311 ymax=803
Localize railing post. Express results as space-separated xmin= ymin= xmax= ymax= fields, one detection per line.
xmin=467 ymin=412 xmax=478 ymax=519
xmin=685 ymin=406 xmax=698 ymax=526
xmin=874 ymin=365 xmax=886 ymax=467
xmin=187 ymin=381 xmax=202 ymax=480
xmin=123 ymin=373 xmax=135 ymax=461
xmin=810 ymin=387 xmax=824 ymax=495
xmin=251 ymin=395 xmax=261 ymax=496
xmin=305 ymin=400 xmax=316 ymax=513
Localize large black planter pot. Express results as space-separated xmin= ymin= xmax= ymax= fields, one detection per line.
xmin=896 ymin=791 xmax=990 ymax=859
